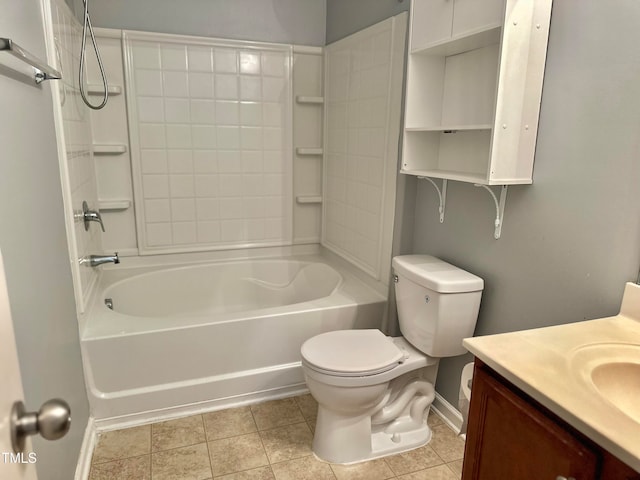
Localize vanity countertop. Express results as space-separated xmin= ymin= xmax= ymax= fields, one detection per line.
xmin=463 ymin=282 xmax=640 ymax=473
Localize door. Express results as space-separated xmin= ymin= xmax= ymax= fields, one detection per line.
xmin=0 ymin=250 xmax=38 ymax=480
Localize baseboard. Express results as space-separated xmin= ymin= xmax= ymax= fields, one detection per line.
xmin=431 ymin=391 xmax=463 ymax=435
xmin=74 ymin=416 xmax=97 ymax=480
xmin=94 ymin=384 xmax=309 ymax=432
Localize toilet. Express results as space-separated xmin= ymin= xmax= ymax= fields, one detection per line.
xmin=300 ymin=255 xmax=483 ymax=464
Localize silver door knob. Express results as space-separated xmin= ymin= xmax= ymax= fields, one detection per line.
xmin=10 ymin=399 xmax=71 ymax=452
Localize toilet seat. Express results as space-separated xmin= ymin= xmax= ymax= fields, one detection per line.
xmin=301 ymin=329 xmax=404 ymax=377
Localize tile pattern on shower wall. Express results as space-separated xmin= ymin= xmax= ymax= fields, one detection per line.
xmin=49 ymin=0 xmax=102 ymax=312
xmin=323 ymin=19 xmax=397 ymax=279
xmin=125 ymin=33 xmax=293 ymax=254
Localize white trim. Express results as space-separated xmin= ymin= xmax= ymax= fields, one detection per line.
xmin=40 ymin=0 xmax=89 ymax=315
xmin=123 ymin=29 xmax=294 ymax=51
xmin=92 ymin=27 xmax=122 ymax=39
xmin=431 ymin=391 xmax=464 ymax=434
xmin=94 ymin=385 xmax=308 ymax=432
xmin=73 ymin=417 xmax=97 ymax=480
xmin=292 ymin=236 xmax=321 ymax=245
xmin=293 ymin=45 xmax=323 ymax=55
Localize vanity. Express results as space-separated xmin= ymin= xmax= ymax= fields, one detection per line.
xmin=462 ymin=283 xmax=640 ymax=479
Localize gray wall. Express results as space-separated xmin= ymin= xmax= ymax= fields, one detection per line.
xmin=326 ymin=0 xmax=409 ymax=44
xmin=0 ymin=1 xmax=90 ymax=478
xmin=85 ymin=0 xmax=326 ymax=46
xmin=413 ymin=0 xmax=640 ymax=404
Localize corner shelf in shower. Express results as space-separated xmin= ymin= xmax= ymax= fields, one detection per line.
xmin=296 ymin=147 xmax=323 ymax=156
xmin=98 ymin=199 xmax=131 ymax=211
xmin=87 ymin=84 xmax=122 ymax=95
xmin=296 ymin=195 xmax=322 ymax=204
xmin=296 ymin=95 xmax=324 ymax=105
xmin=93 ymin=144 xmax=128 ymax=155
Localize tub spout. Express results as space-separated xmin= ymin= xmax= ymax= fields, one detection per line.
xmin=81 ymin=252 xmax=119 ymax=267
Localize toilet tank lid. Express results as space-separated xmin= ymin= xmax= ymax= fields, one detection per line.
xmin=392 ymin=255 xmax=484 ymax=293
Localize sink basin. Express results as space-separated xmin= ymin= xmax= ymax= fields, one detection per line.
xmin=591 ymin=362 xmax=640 ymax=422
xmin=571 ymin=343 xmax=640 ymax=423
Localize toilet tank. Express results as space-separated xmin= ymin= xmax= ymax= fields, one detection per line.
xmin=392 ymin=255 xmax=483 ymax=357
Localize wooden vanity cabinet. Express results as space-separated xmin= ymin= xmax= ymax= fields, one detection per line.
xmin=462 ymin=360 xmax=640 ymax=480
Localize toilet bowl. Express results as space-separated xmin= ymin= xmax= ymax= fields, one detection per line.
xmin=301 ymin=255 xmax=483 ymax=464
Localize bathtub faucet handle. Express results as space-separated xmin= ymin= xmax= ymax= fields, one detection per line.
xmin=81 ymin=201 xmax=105 ymax=232
xmin=81 ymin=200 xmax=104 ymax=232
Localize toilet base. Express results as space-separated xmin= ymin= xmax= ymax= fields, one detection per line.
xmin=312 ymin=405 xmax=433 ymax=464
xmin=305 ymin=340 xmax=440 ymax=464
xmin=370 ymin=421 xmax=432 ymax=461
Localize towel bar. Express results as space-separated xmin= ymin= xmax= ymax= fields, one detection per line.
xmin=0 ymin=37 xmax=62 ymax=84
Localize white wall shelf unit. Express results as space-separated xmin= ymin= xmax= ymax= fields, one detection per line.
xmin=402 ymin=0 xmax=552 ymax=186
xmin=403 ymin=0 xmax=551 ymax=239
xmin=93 ymin=144 xmax=127 ymax=154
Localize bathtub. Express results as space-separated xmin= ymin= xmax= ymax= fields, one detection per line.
xmin=82 ymin=253 xmax=387 ymax=421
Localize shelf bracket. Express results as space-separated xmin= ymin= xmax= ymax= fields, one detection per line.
xmin=419 ymin=177 xmax=447 ymax=223
xmin=474 ymin=184 xmax=508 ymax=239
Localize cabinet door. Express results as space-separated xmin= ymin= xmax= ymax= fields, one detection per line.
xmin=462 ymin=364 xmax=599 ymax=480
xmin=600 ymin=452 xmax=640 ymax=480
xmin=452 ymin=0 xmax=505 ymax=38
xmin=410 ymin=0 xmax=454 ymax=51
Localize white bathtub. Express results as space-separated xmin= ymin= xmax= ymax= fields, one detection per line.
xmin=82 ymin=253 xmax=387 ymax=420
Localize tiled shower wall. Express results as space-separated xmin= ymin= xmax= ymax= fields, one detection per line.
xmin=90 ymin=30 xmax=323 ymax=256
xmin=125 ymin=32 xmax=293 ymax=254
xmin=45 ymin=0 xmax=102 ymax=312
xmin=323 ymin=15 xmax=407 ymax=283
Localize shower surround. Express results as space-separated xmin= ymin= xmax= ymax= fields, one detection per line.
xmin=43 ymin=0 xmax=407 ymax=423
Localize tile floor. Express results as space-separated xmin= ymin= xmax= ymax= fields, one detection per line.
xmin=89 ymin=394 xmax=465 ymax=480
